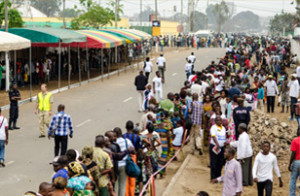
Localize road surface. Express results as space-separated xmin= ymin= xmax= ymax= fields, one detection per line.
xmin=0 ymin=48 xmax=224 ymax=195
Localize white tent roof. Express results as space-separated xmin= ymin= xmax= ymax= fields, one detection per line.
xmin=126 ymin=29 xmax=152 ymax=39
xmin=0 ymin=31 xmax=31 ymax=52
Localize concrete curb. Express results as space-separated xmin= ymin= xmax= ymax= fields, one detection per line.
xmin=0 ymin=58 xmax=153 ymax=111
xmin=161 ymin=154 xmax=192 ymax=196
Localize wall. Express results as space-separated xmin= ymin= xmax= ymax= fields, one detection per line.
xmin=160 ymin=20 xmax=180 ymax=36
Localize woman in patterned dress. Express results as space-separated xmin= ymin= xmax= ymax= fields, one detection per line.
xmin=226 ymin=95 xmax=238 ymax=143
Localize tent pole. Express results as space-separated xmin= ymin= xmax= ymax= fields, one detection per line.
xmin=86 ymin=42 xmax=90 ymax=82
xmin=101 ymin=48 xmax=104 ymax=81
xmin=68 ymin=44 xmax=71 ymax=89
xmin=5 ymin=51 xmax=9 ymax=91
xmin=124 ymin=45 xmax=127 ymax=73
xmin=14 ymin=50 xmax=16 ymax=81
xmin=108 ymin=49 xmax=111 ymax=79
xmin=58 ymin=41 xmax=61 ymax=92
xmin=78 ymin=43 xmax=81 ymax=85
xmin=117 ymin=47 xmax=119 ymax=76
xmin=29 ymin=47 xmax=32 ymax=101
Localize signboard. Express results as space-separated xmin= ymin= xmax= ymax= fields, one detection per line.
xmin=152 ymin=20 xmax=161 ymax=36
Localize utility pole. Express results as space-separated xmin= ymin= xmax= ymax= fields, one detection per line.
xmin=180 ymin=0 xmax=183 ymax=26
xmin=115 ymin=0 xmax=119 ymax=28
xmin=140 ymin=0 xmax=142 ymax=29
xmin=155 ymin=0 xmax=158 ymax=20
xmin=63 ymin=0 xmax=66 ymax=28
xmin=4 ymin=0 xmax=9 ymax=91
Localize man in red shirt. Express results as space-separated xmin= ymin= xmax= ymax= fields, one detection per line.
xmin=288 ymin=129 xmax=300 ymax=196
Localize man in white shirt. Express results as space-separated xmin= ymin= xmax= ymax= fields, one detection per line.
xmin=191 ymin=79 xmax=203 ymax=102
xmin=128 ymin=47 xmax=134 ymax=65
xmin=143 ymin=57 xmax=153 ymax=83
xmin=156 ymin=54 xmax=166 ymax=81
xmin=296 ymin=65 xmax=300 ymax=85
xmin=114 ymin=127 xmax=134 ymax=196
xmin=152 ymin=71 xmax=164 ymax=102
xmin=185 ymin=60 xmax=193 ymax=80
xmin=230 ymin=123 xmax=253 ymax=186
xmin=264 ymin=75 xmax=279 ymax=113
xmin=0 ymin=108 xmax=8 ymax=167
xmin=289 ymin=74 xmax=300 ymax=121
xmin=252 ymin=141 xmax=283 ymax=196
xmin=186 ymin=52 xmax=196 ymax=72
xmin=214 ymin=74 xmax=225 ymax=93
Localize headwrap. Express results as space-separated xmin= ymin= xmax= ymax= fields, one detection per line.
xmin=68 ymin=161 xmax=85 ymax=177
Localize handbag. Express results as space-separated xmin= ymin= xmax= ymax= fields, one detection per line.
xmin=125 ymin=139 xmax=141 ymax=178
xmin=49 ymin=113 xmax=64 ymax=138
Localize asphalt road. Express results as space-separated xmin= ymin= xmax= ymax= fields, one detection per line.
xmin=0 ymin=48 xmax=224 ymax=195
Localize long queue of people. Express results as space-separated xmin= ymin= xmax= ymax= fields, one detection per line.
xmin=3 ymin=33 xmax=300 ymax=196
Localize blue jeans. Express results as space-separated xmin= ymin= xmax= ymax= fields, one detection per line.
xmin=296 ymin=116 xmax=300 ymax=128
xmin=289 ymin=160 xmax=300 ymax=196
xmin=291 ymin=97 xmax=297 ymax=119
xmin=0 ymin=140 xmax=5 ymax=162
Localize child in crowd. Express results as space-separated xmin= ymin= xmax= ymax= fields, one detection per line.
xmin=257 ymin=83 xmax=265 ymax=112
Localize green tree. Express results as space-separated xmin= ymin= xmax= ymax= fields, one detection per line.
xmin=0 ymin=0 xmax=23 ymax=28
xmin=71 ymin=5 xmax=115 ymax=29
xmin=270 ymin=12 xmax=297 ymax=35
xmin=30 ymin=0 xmax=61 ymax=17
xmin=212 ymin=0 xmax=230 ymax=33
xmin=191 ymin=11 xmax=207 ymax=31
xmin=231 ymin=11 xmax=260 ymax=31
xmin=8 ymin=9 xmax=23 ymax=27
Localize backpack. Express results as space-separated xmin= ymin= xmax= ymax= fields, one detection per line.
xmin=125 ymin=139 xmax=141 ymax=177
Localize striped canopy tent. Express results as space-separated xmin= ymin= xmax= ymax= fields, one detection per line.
xmin=125 ymin=29 xmax=152 ymax=40
xmin=99 ymin=29 xmax=143 ymax=43
xmin=3 ymin=27 xmax=87 ymax=47
xmin=72 ymin=30 xmax=126 ymax=48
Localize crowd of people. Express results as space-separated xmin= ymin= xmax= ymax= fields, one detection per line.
xmin=1 ymin=32 xmax=300 ymax=196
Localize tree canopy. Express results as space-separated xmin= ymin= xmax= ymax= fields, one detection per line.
xmin=0 ymin=0 xmax=24 ymax=28
xmin=231 ymin=11 xmax=260 ymax=31
xmin=213 ymin=0 xmax=230 ymax=33
xmin=269 ymin=12 xmax=297 ymax=35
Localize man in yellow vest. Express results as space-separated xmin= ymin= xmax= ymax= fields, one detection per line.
xmin=35 ymin=84 xmax=53 ymax=138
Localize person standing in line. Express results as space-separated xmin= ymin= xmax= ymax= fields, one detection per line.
xmin=296 ymin=65 xmax=300 ymax=85
xmin=35 ymin=84 xmax=53 ymax=138
xmin=134 ymin=70 xmax=147 ymax=113
xmin=288 ymin=128 xmax=300 ymax=196
xmin=252 ymin=141 xmax=283 ymax=196
xmin=188 ymin=93 xmax=204 ymax=155
xmin=264 ymin=75 xmax=279 ymax=113
xmin=152 ymin=71 xmax=164 ymax=102
xmin=233 ymin=98 xmax=250 ymax=140
xmin=288 ymin=74 xmax=300 ymax=121
xmin=211 ymin=147 xmax=242 ymax=196
xmin=0 ymin=108 xmax=8 ymax=167
xmin=280 ymin=74 xmax=289 ymax=113
xmin=156 ymin=54 xmax=166 ymax=81
xmin=143 ymin=57 xmax=153 ymax=83
xmin=209 ymin=116 xmax=226 ymax=180
xmin=8 ymin=83 xmax=21 ymax=130
xmin=48 ymin=104 xmax=73 ymax=157
xmin=113 ymin=127 xmax=134 ymax=196
xmin=257 ymin=83 xmax=265 ymax=112
xmin=186 ymin=52 xmax=196 ymax=72
xmin=93 ymin=135 xmax=113 ymax=196
xmin=230 ymin=123 xmax=253 ymax=186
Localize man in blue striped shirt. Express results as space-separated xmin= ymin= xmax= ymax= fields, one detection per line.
xmin=48 ymin=104 xmax=73 ymax=157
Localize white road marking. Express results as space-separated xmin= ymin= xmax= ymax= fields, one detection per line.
xmin=6 ymin=161 xmax=14 ymax=165
xmin=123 ymin=97 xmax=133 ymax=103
xmin=172 ymin=73 xmax=177 ymax=76
xmin=76 ymin=119 xmax=92 ymax=128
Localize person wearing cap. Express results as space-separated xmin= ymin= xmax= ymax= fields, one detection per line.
xmin=48 ymin=104 xmax=73 ymax=157
xmin=134 ymin=70 xmax=147 ymax=113
xmin=288 ymin=74 xmax=300 ymax=121
xmin=8 ymin=83 xmax=21 ymax=130
xmin=51 ymin=155 xmax=68 ymax=182
xmin=264 ymin=75 xmax=279 ymax=113
xmin=156 ymin=54 xmax=166 ymax=81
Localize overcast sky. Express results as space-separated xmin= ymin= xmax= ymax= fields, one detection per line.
xmin=65 ymin=0 xmax=297 ymax=18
